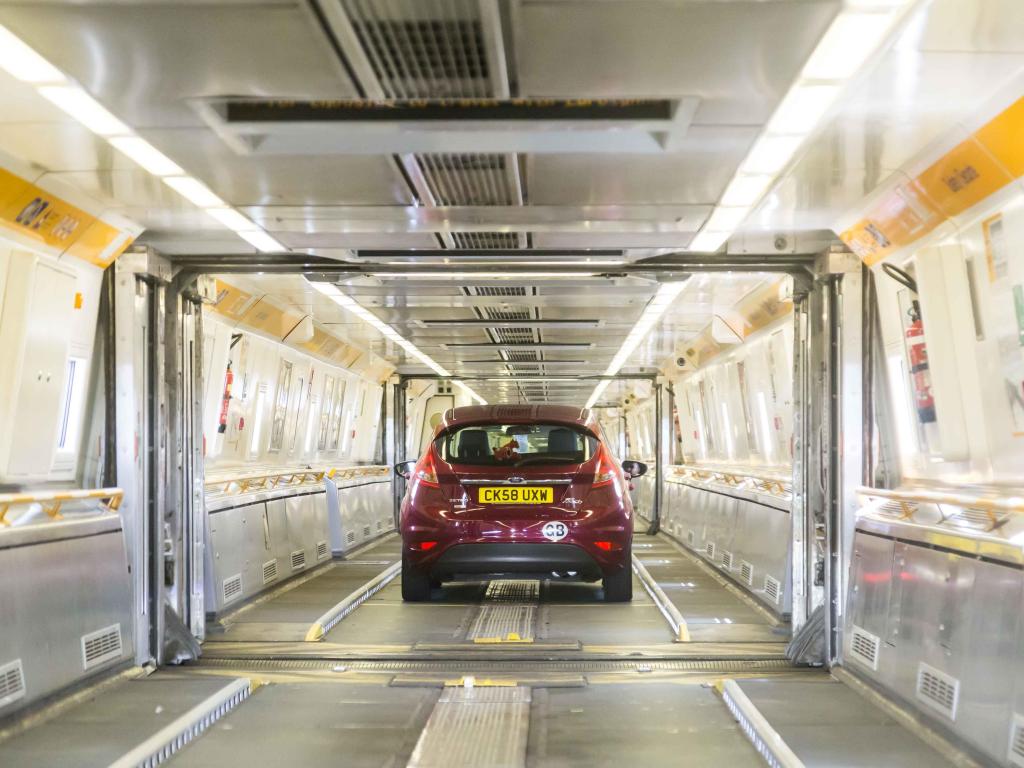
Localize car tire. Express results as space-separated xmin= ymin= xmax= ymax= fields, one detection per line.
xmin=602 ymin=562 xmax=633 ymax=602
xmin=401 ymin=553 xmax=432 ymax=602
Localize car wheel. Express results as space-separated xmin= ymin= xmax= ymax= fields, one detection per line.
xmin=401 ymin=553 xmax=432 ymax=602
xmin=602 ymin=563 xmax=633 ymax=602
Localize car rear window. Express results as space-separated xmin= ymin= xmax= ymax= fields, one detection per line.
xmin=438 ymin=423 xmax=598 ymax=466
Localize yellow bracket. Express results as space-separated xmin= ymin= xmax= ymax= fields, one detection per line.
xmin=472 ymin=632 xmax=534 ymax=645
xmin=444 ymin=677 xmax=517 ymax=687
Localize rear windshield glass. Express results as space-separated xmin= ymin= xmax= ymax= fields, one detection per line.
xmin=438 ymin=424 xmax=598 ymax=466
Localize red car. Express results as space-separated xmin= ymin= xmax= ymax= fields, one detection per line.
xmin=395 ymin=405 xmax=647 ymax=602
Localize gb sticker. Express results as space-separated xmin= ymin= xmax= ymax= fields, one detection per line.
xmin=541 ymin=521 xmax=569 ymax=542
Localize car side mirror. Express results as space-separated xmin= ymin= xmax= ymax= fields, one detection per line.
xmin=622 ymin=460 xmax=648 ymax=478
xmin=394 ymin=460 xmax=416 ymax=479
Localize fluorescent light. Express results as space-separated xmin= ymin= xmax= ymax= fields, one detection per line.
xmin=454 ymin=380 xmax=487 ymax=405
xmin=108 ymin=136 xmax=184 ymax=176
xmin=309 ymin=280 xmax=484 ymax=397
xmin=584 ymin=282 xmax=687 ymax=407
xmin=802 ymin=12 xmax=896 ymax=81
xmin=384 ymin=259 xmax=625 ymax=267
xmin=740 ymin=135 xmax=804 ymax=174
xmin=688 ymin=230 xmax=729 ymax=253
xmin=38 ymin=86 xmax=129 ymax=136
xmin=704 ymin=207 xmax=751 ymax=232
xmin=766 ymin=84 xmax=840 ymax=134
xmin=236 ymin=229 xmax=286 ymax=253
xmin=0 ymin=25 xmax=66 ymax=83
xmin=162 ymin=176 xmax=225 ymax=208
xmin=720 ymin=175 xmax=775 ymax=207
xmin=206 ymin=207 xmax=258 ymax=232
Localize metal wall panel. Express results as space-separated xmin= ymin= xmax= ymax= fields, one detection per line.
xmin=0 ymin=518 xmax=133 ymax=718
xmin=207 ymin=481 xmax=394 ymax=617
xmin=660 ymin=477 xmax=791 ymax=618
xmin=845 ymin=524 xmax=1024 ymax=767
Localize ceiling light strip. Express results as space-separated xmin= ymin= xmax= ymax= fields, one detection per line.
xmin=308 ymin=282 xmax=486 ymax=405
xmin=585 ymin=281 xmax=688 ymax=408
xmin=0 ymin=25 xmax=284 ymax=253
xmin=688 ymin=1 xmax=922 ymax=253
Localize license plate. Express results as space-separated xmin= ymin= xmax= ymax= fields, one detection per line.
xmin=479 ymin=486 xmax=553 ymax=504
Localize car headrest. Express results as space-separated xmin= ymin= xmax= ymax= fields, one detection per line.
xmin=547 ymin=428 xmax=577 ymax=454
xmin=457 ymin=429 xmax=489 ymax=459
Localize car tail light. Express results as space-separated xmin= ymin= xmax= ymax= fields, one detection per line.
xmin=594 ymin=540 xmax=614 ymax=552
xmin=592 ymin=448 xmax=619 ymax=489
xmin=415 ymin=541 xmax=438 ymax=551
xmin=413 ymin=452 xmax=439 ymax=488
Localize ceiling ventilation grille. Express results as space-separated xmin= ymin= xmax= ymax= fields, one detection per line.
xmin=0 ymin=659 xmax=26 ymax=709
xmin=482 ymin=306 xmax=532 ymax=322
xmin=81 ymin=624 xmax=123 ymax=670
xmin=916 ymin=663 xmax=959 ymax=720
xmin=340 ymin=0 xmax=490 ymax=99
xmin=317 ymin=540 xmax=330 ymax=560
xmin=291 ymin=549 xmax=306 ymax=571
xmin=451 ymin=232 xmax=522 ymax=250
xmin=503 ymin=350 xmax=540 ymax=363
xmin=492 ymin=327 xmax=535 ymax=345
xmin=849 ymin=625 xmax=881 ymax=671
xmin=465 ymin=286 xmax=529 ymax=297
xmin=740 ymin=561 xmax=754 ymax=586
xmin=262 ymin=559 xmax=278 ymax=585
xmin=417 ymin=154 xmax=516 ymax=206
xmin=1008 ymin=714 xmax=1024 ymax=767
xmin=222 ymin=574 xmax=243 ymax=604
xmin=764 ymin=575 xmax=781 ymax=605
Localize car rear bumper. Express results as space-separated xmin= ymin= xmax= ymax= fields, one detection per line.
xmin=420 ymin=542 xmax=622 ymax=581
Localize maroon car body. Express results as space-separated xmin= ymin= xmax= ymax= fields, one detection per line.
xmin=397 ymin=404 xmax=644 ymax=602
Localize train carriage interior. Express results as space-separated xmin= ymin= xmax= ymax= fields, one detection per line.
xmin=2 ymin=0 xmax=1024 ymax=765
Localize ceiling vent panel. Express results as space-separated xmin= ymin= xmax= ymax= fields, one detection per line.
xmin=340 ymin=0 xmax=490 ymax=99
xmin=492 ymin=328 xmax=535 ymax=345
xmin=451 ymin=232 xmax=523 ymax=250
xmin=465 ymin=286 xmax=529 ymax=297
xmin=481 ymin=306 xmax=533 ymax=322
xmin=417 ymin=154 xmax=516 ymax=206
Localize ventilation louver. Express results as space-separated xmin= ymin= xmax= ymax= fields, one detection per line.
xmin=849 ymin=625 xmax=881 ymax=671
xmin=740 ymin=561 xmax=754 ymax=586
xmin=451 ymin=232 xmax=522 ymax=250
xmin=687 ymin=530 xmax=695 ymax=546
xmin=721 ymin=550 xmax=734 ymax=571
xmin=376 ymin=519 xmax=384 ymax=531
xmin=705 ymin=541 xmax=716 ymax=561
xmin=346 ymin=530 xmax=357 ymax=545
xmin=0 ymin=659 xmax=26 ymax=708
xmin=466 ymin=286 xmax=528 ymax=297
xmin=317 ymin=540 xmax=330 ymax=561
xmin=81 ymin=624 xmax=123 ymax=670
xmin=341 ymin=0 xmax=491 ymax=100
xmin=916 ymin=663 xmax=959 ymax=720
xmin=291 ymin=549 xmax=306 ymax=571
xmin=764 ymin=575 xmax=781 ymax=605
xmin=222 ymin=574 xmax=243 ymax=604
xmin=363 ymin=525 xmax=372 ymax=537
xmin=262 ymin=560 xmax=278 ymax=584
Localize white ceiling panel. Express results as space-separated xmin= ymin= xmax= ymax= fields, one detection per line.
xmin=0 ymin=3 xmax=357 ymax=128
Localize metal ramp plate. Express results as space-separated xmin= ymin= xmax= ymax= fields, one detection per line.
xmin=407 ymin=686 xmax=531 ymax=768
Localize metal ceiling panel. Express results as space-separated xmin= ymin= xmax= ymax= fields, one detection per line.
xmin=514 ymin=1 xmax=840 ymax=125
xmin=0 ymin=3 xmax=357 ymax=128
xmin=141 ymin=130 xmax=413 ymax=207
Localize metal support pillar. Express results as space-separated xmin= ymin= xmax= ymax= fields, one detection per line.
xmin=391 ymin=376 xmax=407 ymax=527
xmin=647 ymin=379 xmax=667 ymax=535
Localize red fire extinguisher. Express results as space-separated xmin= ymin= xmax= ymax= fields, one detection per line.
xmin=218 ymin=363 xmax=233 ymax=434
xmin=905 ymin=303 xmax=936 ymax=424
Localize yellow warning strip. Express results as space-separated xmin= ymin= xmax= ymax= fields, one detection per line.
xmin=840 ymin=95 xmax=1024 ymax=265
xmin=0 ymin=167 xmax=135 ymax=267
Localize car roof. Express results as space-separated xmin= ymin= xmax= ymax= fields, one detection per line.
xmin=439 ymin=404 xmax=596 ymax=432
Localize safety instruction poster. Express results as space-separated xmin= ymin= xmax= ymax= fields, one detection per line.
xmin=983 ymin=214 xmax=1024 ymax=436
